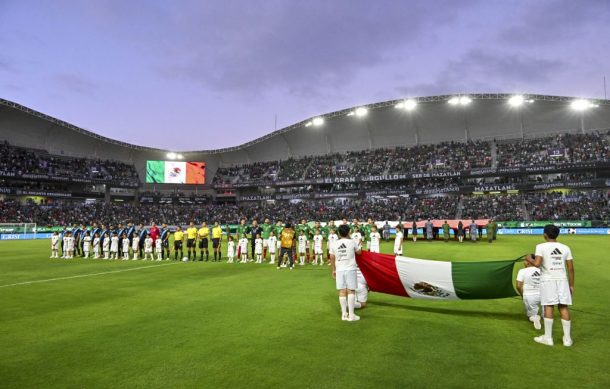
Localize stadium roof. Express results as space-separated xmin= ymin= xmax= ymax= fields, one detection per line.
xmin=2 ymin=93 xmax=610 ymax=168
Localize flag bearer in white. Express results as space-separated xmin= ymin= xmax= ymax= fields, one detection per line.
xmin=394 ymin=225 xmax=404 ymax=255
xmin=516 ymin=256 xmax=542 ymax=330
xmin=330 ymin=224 xmax=362 ymax=322
xmin=50 ymin=232 xmax=59 ymax=258
xmin=527 ymin=225 xmax=574 ymax=347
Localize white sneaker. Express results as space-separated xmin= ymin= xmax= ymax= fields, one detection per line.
xmin=534 ymin=336 xmax=553 ymax=346
xmin=563 ymin=337 xmax=573 ymax=347
xmin=347 ymin=314 xmax=360 ymax=322
xmin=342 ymin=313 xmax=349 ymax=321
xmin=532 ymin=316 xmax=541 ymax=330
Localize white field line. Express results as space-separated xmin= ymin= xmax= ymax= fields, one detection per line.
xmin=0 ymin=262 xmax=180 ymax=288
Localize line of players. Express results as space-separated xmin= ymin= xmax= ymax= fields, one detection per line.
xmin=49 ymin=222 xmax=175 ymax=261
xmin=227 ymin=218 xmax=385 ymax=266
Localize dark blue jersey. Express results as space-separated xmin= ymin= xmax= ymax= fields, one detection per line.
xmin=127 ymin=226 xmax=135 ymax=240
xmin=161 ymin=228 xmax=170 ymax=242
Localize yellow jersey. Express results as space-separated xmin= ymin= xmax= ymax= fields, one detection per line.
xmin=212 ymin=226 xmax=222 ymax=239
xmin=186 ymin=227 xmax=198 ymax=240
xmin=174 ymin=230 xmax=184 ymax=241
xmin=280 ymin=228 xmax=295 ymax=249
xmin=198 ymin=227 xmax=209 ymax=239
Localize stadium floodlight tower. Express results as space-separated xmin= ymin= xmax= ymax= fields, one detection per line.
xmin=448 ymin=95 xmax=473 ymax=140
xmin=396 ymin=99 xmax=419 ymax=143
xmin=507 ymin=95 xmax=534 ymax=139
xmin=570 ymin=99 xmax=598 ymax=133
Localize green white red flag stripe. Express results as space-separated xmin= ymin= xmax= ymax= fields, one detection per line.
xmin=356 ymin=251 xmax=519 ymax=300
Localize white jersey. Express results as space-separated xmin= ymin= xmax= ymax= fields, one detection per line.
xmin=63 ymin=236 xmax=69 ymax=249
xmin=369 ymin=232 xmax=380 ymax=247
xmin=102 ymin=236 xmax=110 ymax=251
xmin=268 ymin=236 xmax=277 ymax=253
xmin=144 ymin=237 xmax=153 ymax=252
xmin=328 ymin=233 xmax=338 ymax=248
xmin=255 ymin=238 xmax=263 ymax=254
xmin=83 ymin=236 xmax=92 ymax=251
xmin=110 ymin=236 xmax=119 ymax=252
xmin=516 ymin=267 xmax=541 ymax=296
xmin=535 ymin=242 xmax=573 ymax=281
xmin=330 ymin=238 xmax=358 ymax=271
xmin=66 ymin=236 xmax=74 ymax=250
xmin=313 ymin=234 xmax=323 ymax=250
xmin=132 ymin=236 xmax=139 ymax=251
xmin=394 ymin=231 xmax=403 ymax=254
xmin=298 ymin=235 xmax=307 ymax=250
xmin=351 ymin=232 xmax=362 ymax=248
xmin=227 ymin=241 xmax=235 ymax=257
xmin=51 ymin=235 xmax=59 ymax=249
xmin=123 ymin=238 xmax=130 ymax=252
xmin=155 ymin=238 xmax=162 ymax=252
xmin=93 ymin=237 xmax=100 ymax=250
xmin=239 ymin=238 xmax=249 ymax=252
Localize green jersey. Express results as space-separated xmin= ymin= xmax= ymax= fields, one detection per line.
xmin=442 ymin=223 xmax=450 ymax=235
xmin=362 ymin=224 xmax=373 ymax=241
xmin=296 ymin=223 xmax=310 ymax=237
xmin=274 ymin=224 xmax=284 ymax=237
xmin=261 ymin=223 xmax=273 ymax=239
xmin=236 ymin=223 xmax=248 ymax=238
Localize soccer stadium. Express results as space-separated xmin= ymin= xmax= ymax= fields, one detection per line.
xmin=2 ymin=2 xmax=610 ymax=388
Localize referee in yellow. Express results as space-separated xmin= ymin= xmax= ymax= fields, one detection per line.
xmin=186 ymin=221 xmax=198 ymax=261
xmin=212 ymin=221 xmax=223 ymax=261
xmin=173 ymin=226 xmax=184 ymax=260
xmin=198 ymin=222 xmax=210 ymax=261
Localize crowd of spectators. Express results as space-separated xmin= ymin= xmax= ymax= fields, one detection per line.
xmin=2 ymin=189 xmax=607 ymax=225
xmin=497 ymin=132 xmax=610 ymax=167
xmin=0 ymin=141 xmax=139 ymax=185
xmin=524 ymin=190 xmax=610 ymax=221
xmin=460 ymin=194 xmax=526 ymax=221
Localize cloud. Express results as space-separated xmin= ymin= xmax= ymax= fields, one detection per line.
xmin=156 ymin=0 xmax=479 ymax=99
xmin=498 ymin=0 xmax=610 ymax=45
xmin=397 ymin=49 xmax=567 ymax=96
xmin=53 ymin=73 xmax=98 ymax=95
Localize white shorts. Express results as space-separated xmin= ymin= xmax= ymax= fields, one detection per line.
xmin=314 ymin=246 xmax=323 ymax=254
xmin=145 ymin=248 xmax=153 ymax=253
xmin=298 ymin=247 xmax=306 ymax=254
xmin=540 ymin=280 xmax=572 ymax=306
xmin=369 ymin=244 xmax=380 ymax=253
xmin=523 ymin=294 xmax=541 ymax=317
xmin=269 ymin=247 xmax=276 ymax=254
xmin=336 ymin=269 xmax=357 ymax=290
xmin=263 ymin=239 xmax=269 ymax=248
xmin=255 ymin=250 xmax=262 ymax=255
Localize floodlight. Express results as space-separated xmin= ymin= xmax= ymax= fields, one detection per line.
xmin=404 ymin=99 xmax=417 ymax=110
xmin=459 ymin=96 xmax=472 ymax=105
xmin=304 ymin=121 xmax=313 ymax=127
xmin=312 ymin=117 xmax=324 ymax=126
xmin=508 ymin=95 xmax=524 ymax=107
xmin=571 ymin=99 xmax=595 ymax=111
xmin=355 ymin=107 xmax=368 ymax=116
xmin=346 ymin=111 xmax=355 ymax=116
xmin=176 ymin=154 xmax=184 ymax=160
xmin=448 ymin=97 xmax=459 ymax=105
xmin=167 ymin=152 xmax=176 ymax=159
xmin=395 ymin=102 xmax=404 ymax=109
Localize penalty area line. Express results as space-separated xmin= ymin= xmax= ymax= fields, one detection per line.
xmin=0 ymin=262 xmax=181 ymax=288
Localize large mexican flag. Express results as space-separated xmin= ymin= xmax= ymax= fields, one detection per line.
xmin=356 ymin=251 xmax=519 ymax=300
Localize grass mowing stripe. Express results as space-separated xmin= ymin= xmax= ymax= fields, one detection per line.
xmin=0 ymin=262 xmax=180 ymax=288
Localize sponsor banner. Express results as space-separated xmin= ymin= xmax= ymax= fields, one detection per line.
xmin=0 ymin=233 xmax=53 ymax=240
xmin=414 ymin=186 xmax=460 ymax=195
xmin=0 ymin=171 xmax=139 ymax=188
xmin=498 ymin=228 xmax=610 ymax=235
xmin=218 ymin=161 xmax=610 ymax=189
xmin=498 ymin=221 xmax=592 ymax=228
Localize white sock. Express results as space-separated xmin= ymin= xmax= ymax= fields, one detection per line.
xmin=339 ymin=296 xmax=347 ymax=315
xmin=544 ymin=318 xmax=553 ymax=340
xmin=561 ymin=319 xmax=571 ymax=340
xmin=354 ymin=301 xmax=362 ymax=309
xmin=347 ymin=294 xmax=356 ymax=317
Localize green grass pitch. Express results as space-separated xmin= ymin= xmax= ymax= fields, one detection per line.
xmin=1 ymin=236 xmax=609 ymax=388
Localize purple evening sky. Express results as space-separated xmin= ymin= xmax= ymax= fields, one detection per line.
xmin=1 ymin=0 xmax=609 ymax=151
